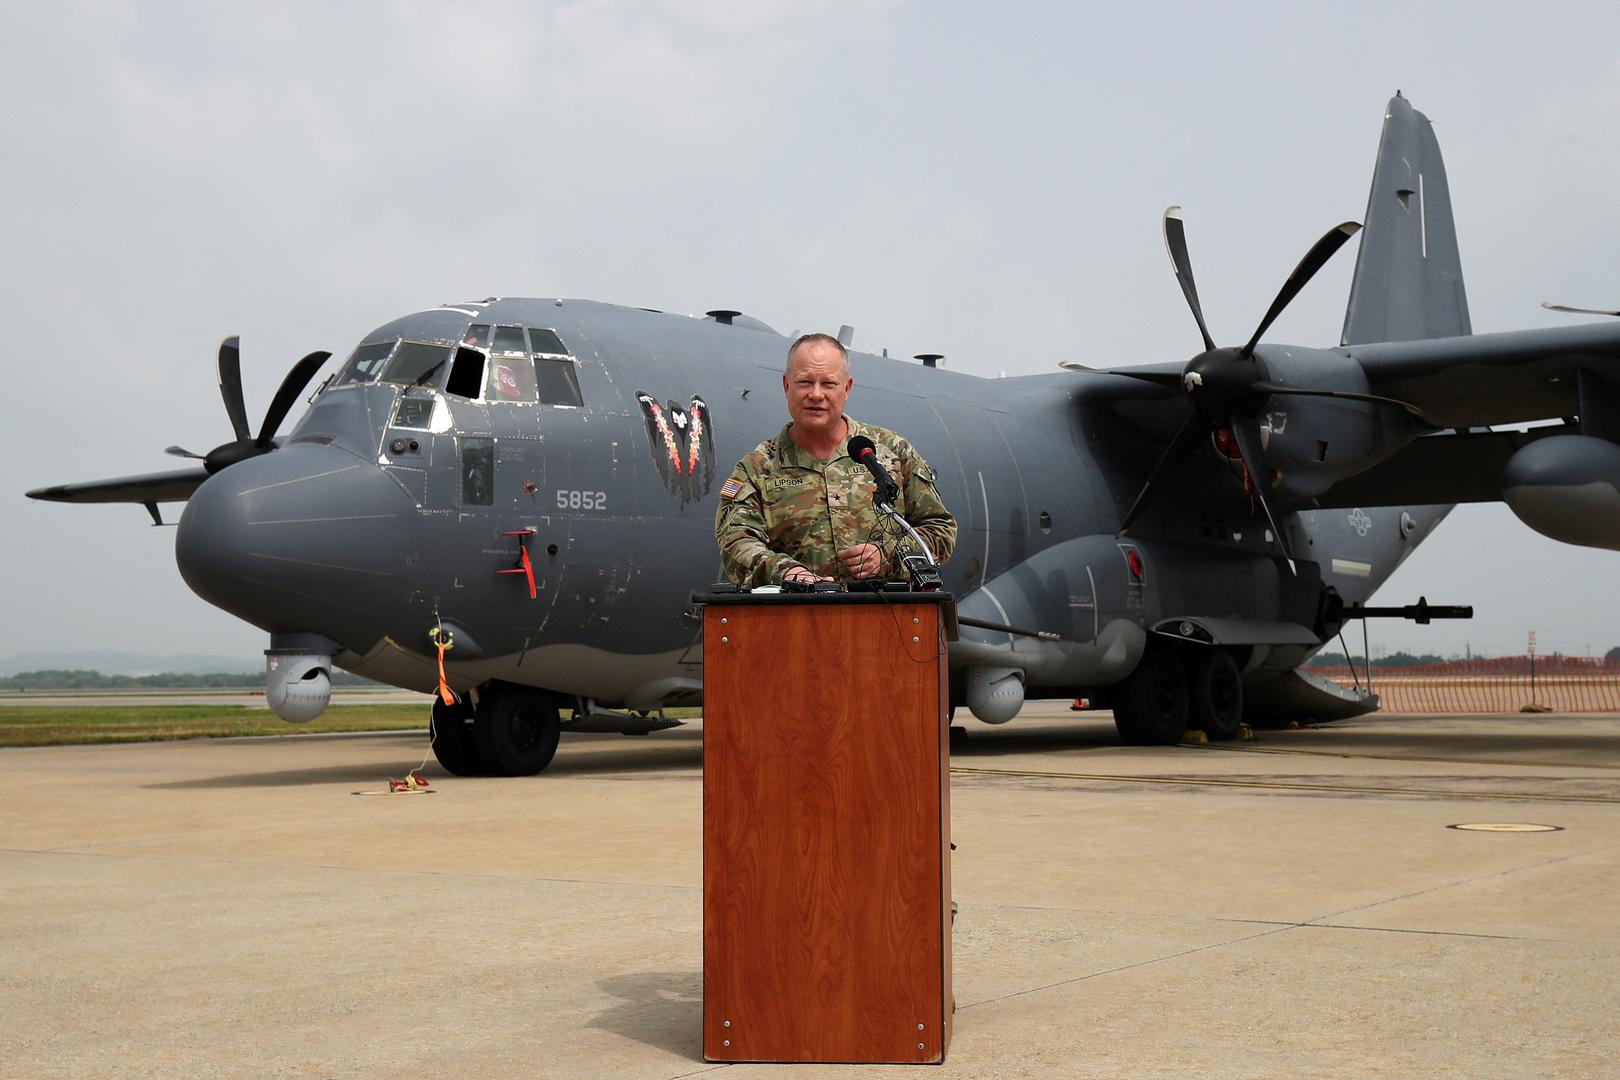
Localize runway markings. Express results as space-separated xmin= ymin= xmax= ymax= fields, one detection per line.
xmin=947 ymin=765 xmax=1620 ymax=804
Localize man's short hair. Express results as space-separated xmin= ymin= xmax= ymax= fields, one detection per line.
xmin=786 ymin=332 xmax=849 ymax=377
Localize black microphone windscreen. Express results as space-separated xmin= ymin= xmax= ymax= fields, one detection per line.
xmin=847 ymin=435 xmax=875 ymax=460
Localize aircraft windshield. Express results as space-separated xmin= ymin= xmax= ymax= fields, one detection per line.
xmin=336 ymin=340 xmax=396 ymax=385
xmin=381 ymin=342 xmax=454 ymax=387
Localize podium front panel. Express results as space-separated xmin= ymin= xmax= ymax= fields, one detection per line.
xmin=702 ymin=595 xmax=951 ymax=1063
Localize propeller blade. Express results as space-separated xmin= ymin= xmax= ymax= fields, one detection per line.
xmin=164 ymin=445 xmax=206 ymax=460
xmin=1117 ymin=411 xmax=1208 ymax=537
xmin=1252 ymin=381 xmax=1448 ymax=427
xmin=1105 ymin=369 xmax=1184 ymax=387
xmin=216 ymin=336 xmax=251 ymax=443
xmin=1163 ymin=207 xmax=1216 ymax=352
xmin=1241 ymin=222 xmax=1362 ymax=356
xmin=255 ymin=350 xmax=333 ymax=447
xmin=1229 ymin=417 xmax=1296 ymax=576
xmin=1541 ymin=302 xmax=1620 ymax=317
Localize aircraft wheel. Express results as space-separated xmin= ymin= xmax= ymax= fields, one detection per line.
xmin=430 ymin=697 xmax=483 ymax=776
xmin=1188 ymin=648 xmax=1244 ymax=740
xmin=474 ymin=684 xmax=562 ymax=776
xmin=1112 ymin=648 xmax=1189 ymax=745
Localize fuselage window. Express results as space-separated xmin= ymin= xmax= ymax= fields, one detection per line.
xmin=444 ymin=346 xmax=485 ymax=399
xmin=460 ymin=437 xmax=494 ymax=506
xmin=528 ymin=327 xmax=583 ymax=406
xmin=337 ymin=340 xmax=396 ymax=384
xmin=381 ymin=341 xmax=453 ymax=387
xmin=485 ymin=325 xmax=536 ymax=401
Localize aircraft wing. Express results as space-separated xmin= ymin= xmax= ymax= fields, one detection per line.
xmin=26 ymin=467 xmax=209 ymax=506
xmin=1347 ymin=320 xmax=1620 ymax=428
xmin=1308 ymin=425 xmax=1572 ymax=509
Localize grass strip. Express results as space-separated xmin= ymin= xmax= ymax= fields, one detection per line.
xmin=0 ymin=704 xmax=429 ymax=748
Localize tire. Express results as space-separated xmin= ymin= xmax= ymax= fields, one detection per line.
xmin=1112 ymin=648 xmax=1189 ymax=745
xmin=430 ymin=697 xmax=483 ymax=776
xmin=474 ymin=684 xmax=562 ymax=776
xmin=1188 ymin=648 xmax=1244 ymax=740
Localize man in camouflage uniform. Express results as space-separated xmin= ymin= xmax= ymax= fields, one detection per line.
xmin=715 ymin=332 xmax=957 ymax=586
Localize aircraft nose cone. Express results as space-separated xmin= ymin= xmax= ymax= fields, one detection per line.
xmin=176 ymin=443 xmax=416 ymax=648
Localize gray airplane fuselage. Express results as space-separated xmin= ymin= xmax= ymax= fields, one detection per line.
xmin=175 ymin=298 xmax=1428 ymax=716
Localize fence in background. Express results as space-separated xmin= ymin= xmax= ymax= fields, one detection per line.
xmin=1312 ymin=656 xmax=1620 ymax=713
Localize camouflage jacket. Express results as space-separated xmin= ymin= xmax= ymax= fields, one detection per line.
xmin=715 ymin=417 xmax=958 ymax=586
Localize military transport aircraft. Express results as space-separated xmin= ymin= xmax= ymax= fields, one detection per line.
xmin=27 ymin=93 xmax=1620 ymax=776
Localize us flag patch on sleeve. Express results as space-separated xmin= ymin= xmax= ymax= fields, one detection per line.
xmin=720 ymin=477 xmax=743 ymax=498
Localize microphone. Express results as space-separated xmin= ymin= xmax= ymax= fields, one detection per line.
xmin=847 ymin=435 xmax=899 ymax=506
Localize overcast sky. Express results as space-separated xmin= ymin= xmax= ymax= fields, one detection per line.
xmin=6 ymin=1 xmax=1620 ymax=665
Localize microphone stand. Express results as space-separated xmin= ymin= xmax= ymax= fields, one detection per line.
xmin=876 ymin=493 xmax=943 ymax=591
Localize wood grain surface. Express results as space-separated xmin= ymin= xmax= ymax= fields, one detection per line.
xmin=703 ymin=598 xmax=950 ymax=1063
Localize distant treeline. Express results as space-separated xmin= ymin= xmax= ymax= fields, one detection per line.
xmin=0 ymin=669 xmax=383 ymax=691
xmin=1307 ymin=651 xmax=1451 ymax=667
xmin=1310 ymin=648 xmax=1620 ymax=667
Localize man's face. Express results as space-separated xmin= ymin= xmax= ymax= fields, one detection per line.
xmin=783 ymin=340 xmax=852 ymax=439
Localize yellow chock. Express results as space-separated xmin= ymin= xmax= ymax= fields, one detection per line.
xmin=1238 ymin=723 xmax=1255 ymax=740
xmin=1181 ymin=729 xmax=1208 ymax=744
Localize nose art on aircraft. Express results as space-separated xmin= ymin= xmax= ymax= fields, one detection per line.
xmin=175 ymin=443 xmax=417 ymax=644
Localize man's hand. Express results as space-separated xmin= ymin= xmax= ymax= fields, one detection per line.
xmin=783 ymin=565 xmax=830 ymax=585
xmin=836 ymin=543 xmax=886 ymax=580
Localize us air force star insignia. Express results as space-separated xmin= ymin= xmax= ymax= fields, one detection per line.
xmin=1347 ymin=508 xmax=1372 ymax=536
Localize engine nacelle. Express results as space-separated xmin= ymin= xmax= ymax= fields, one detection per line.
xmin=1248 ymin=346 xmax=1420 ymax=501
xmin=964 ymin=666 xmax=1024 ymax=724
xmin=1503 ymin=435 xmax=1620 ymax=551
xmin=265 ymin=652 xmax=334 ymax=722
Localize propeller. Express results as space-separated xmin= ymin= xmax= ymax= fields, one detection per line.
xmin=166 ymin=337 xmax=332 ymax=474
xmin=1114 ymin=208 xmax=1367 ymax=574
xmin=1542 ymin=301 xmax=1620 ymax=317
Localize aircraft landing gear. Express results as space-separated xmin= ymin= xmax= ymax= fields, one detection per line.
xmin=1187 ymin=648 xmax=1244 ymax=740
xmin=473 ymin=682 xmax=562 ymax=777
xmin=1111 ymin=648 xmax=1188 ymax=745
xmin=429 ymin=697 xmax=481 ymax=776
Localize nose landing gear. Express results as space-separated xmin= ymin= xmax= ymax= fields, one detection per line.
xmin=429 ymin=682 xmax=563 ymax=777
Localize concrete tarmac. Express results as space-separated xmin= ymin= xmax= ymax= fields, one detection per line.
xmin=2 ymin=705 xmax=1617 ymax=1078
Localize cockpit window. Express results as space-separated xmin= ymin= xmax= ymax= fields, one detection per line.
xmin=337 ymin=340 xmax=396 ymax=385
xmin=381 ymin=341 xmax=453 ymax=387
xmin=486 ymin=354 xmax=537 ymax=401
xmin=529 ymin=327 xmax=567 ymax=355
xmin=529 ymin=327 xmax=582 ymax=406
xmin=491 ymin=325 xmax=527 ymax=356
xmin=535 ymin=358 xmax=582 ymax=406
xmin=462 ymin=324 xmax=491 ymax=350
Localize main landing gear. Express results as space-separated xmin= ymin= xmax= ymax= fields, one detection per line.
xmin=430 ymin=681 xmax=563 ymax=777
xmin=1112 ymin=645 xmax=1245 ymax=745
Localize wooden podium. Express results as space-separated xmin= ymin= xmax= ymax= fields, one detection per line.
xmin=700 ymin=591 xmax=953 ymax=1064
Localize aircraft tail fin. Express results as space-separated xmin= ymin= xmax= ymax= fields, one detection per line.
xmin=1341 ymin=93 xmax=1471 ymax=346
